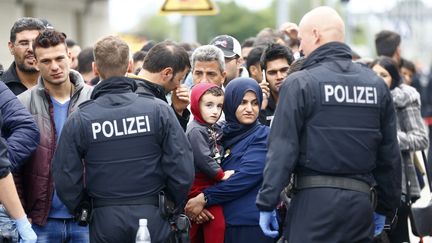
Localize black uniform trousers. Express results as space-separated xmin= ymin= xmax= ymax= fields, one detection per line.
xmin=89 ymin=204 xmax=170 ymax=243
xmin=284 ymin=187 xmax=374 ymax=243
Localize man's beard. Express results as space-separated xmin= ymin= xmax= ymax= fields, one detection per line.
xmin=17 ymin=62 xmax=38 ymax=74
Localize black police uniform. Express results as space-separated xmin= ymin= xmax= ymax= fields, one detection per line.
xmin=134 ymin=77 xmax=190 ymax=131
xmin=256 ymin=42 xmax=401 ymax=242
xmin=52 ymin=77 xmax=194 ymax=243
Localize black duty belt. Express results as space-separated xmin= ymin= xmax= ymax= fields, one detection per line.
xmin=92 ymin=195 xmax=159 ymax=208
xmin=295 ymin=175 xmax=372 ymax=194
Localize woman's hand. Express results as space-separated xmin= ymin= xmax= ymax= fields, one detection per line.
xmin=194 ymin=209 xmax=214 ymax=224
xmin=184 ymin=193 xmax=206 ymax=219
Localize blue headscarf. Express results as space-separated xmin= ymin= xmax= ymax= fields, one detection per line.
xmin=222 ymin=77 xmax=263 ymax=148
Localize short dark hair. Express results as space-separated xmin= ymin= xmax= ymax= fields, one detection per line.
xmin=10 ymin=17 xmax=45 ymax=43
xmin=369 ymin=56 xmax=401 ymax=90
xmin=204 ymin=86 xmax=224 ymax=97
xmin=375 ymin=30 xmax=401 ymax=57
xmin=141 ymin=40 xmax=156 ymax=52
xmin=33 ymin=29 xmax=67 ymax=57
xmin=142 ymin=41 xmax=191 ymax=75
xmin=132 ymin=51 xmax=147 ymax=63
xmin=66 ymin=39 xmax=77 ymax=48
xmin=260 ymin=43 xmax=294 ymax=70
xmin=241 ymin=37 xmax=255 ymax=49
xmin=77 ymin=47 xmax=94 ymax=73
xmin=400 ymin=57 xmax=416 ymax=74
xmin=246 ymin=46 xmax=264 ymax=74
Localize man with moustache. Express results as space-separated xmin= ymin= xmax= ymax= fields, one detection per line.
xmin=2 ymin=17 xmax=46 ymax=95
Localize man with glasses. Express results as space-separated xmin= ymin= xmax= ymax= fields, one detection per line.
xmin=2 ymin=17 xmax=47 ymax=95
xmin=258 ymin=43 xmax=294 ymax=126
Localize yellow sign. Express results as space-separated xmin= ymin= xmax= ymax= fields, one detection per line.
xmin=160 ymin=0 xmax=218 ymax=16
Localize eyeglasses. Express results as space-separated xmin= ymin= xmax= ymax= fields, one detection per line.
xmin=14 ymin=40 xmax=34 ymax=49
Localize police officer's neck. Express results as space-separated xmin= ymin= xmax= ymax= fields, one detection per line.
xmin=138 ymin=69 xmax=165 ymax=88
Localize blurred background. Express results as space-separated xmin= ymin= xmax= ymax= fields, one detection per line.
xmin=0 ymin=0 xmax=431 ymax=74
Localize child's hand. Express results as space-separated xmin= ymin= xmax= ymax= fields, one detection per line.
xmin=222 ymin=170 xmax=235 ymax=180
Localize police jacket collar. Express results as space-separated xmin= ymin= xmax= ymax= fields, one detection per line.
xmin=91 ymin=76 xmax=137 ymax=100
xmin=301 ymin=42 xmax=352 ymax=70
xmin=134 ymin=77 xmax=167 ymax=102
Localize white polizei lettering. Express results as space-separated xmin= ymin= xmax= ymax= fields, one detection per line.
xmin=365 ymin=87 xmax=374 ymax=104
xmin=353 ymin=86 xmax=357 ymax=103
xmin=113 ymin=120 xmax=124 ymax=136
xmin=334 ymin=85 xmax=345 ymax=102
xmin=356 ymin=87 xmax=365 ymax=103
xmin=91 ymin=116 xmax=151 ymax=140
xmin=136 ymin=116 xmax=146 ymax=133
xmin=323 ymin=84 xmax=378 ymax=105
xmin=374 ymin=87 xmax=377 ymax=104
xmin=92 ymin=123 xmax=101 ymax=139
xmin=122 ymin=118 xmax=128 ymax=135
xmin=127 ymin=117 xmax=137 ymax=134
xmin=102 ymin=121 xmax=114 ymax=138
xmin=324 ymin=85 xmax=334 ymax=102
xmin=145 ymin=115 xmax=151 ymax=132
xmin=345 ymin=85 xmax=354 ymax=103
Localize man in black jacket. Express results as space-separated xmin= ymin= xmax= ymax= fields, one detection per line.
xmin=257 ymin=6 xmax=401 ymax=242
xmin=2 ymin=17 xmax=46 ymax=95
xmin=128 ymin=41 xmax=191 ymax=131
xmin=52 ymin=36 xmax=194 ymax=243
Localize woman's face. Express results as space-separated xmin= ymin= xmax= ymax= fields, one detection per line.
xmin=235 ymin=91 xmax=259 ymax=125
xmin=372 ymin=64 xmax=392 ymax=88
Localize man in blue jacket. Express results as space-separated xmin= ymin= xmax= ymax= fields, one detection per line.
xmin=0 ymin=70 xmax=39 ymax=242
xmin=257 ymin=6 xmax=401 ymax=242
xmin=0 ymin=111 xmax=37 ymax=242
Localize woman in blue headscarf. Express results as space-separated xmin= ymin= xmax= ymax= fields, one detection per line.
xmin=185 ymin=77 xmax=273 ymax=243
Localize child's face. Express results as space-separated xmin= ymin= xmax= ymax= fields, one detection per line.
xmin=199 ymin=93 xmax=224 ymax=125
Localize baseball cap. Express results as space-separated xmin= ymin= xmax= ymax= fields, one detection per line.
xmin=210 ymin=35 xmax=241 ymax=58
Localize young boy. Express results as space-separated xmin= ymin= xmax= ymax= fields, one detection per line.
xmin=187 ymin=83 xmax=234 ymax=243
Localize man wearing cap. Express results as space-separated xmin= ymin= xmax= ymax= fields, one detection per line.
xmin=210 ymin=35 xmax=243 ymax=87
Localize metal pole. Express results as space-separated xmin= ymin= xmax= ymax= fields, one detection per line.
xmin=276 ymin=0 xmax=290 ymax=28
xmin=181 ymin=15 xmax=197 ymax=43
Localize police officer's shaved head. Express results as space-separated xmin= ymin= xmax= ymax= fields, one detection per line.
xmin=298 ymin=6 xmax=345 ymax=57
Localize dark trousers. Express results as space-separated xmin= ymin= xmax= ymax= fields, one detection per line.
xmin=285 ymin=188 xmax=374 ymax=243
xmin=89 ymin=204 xmax=170 ymax=243
xmin=190 ymin=205 xmax=225 ymax=243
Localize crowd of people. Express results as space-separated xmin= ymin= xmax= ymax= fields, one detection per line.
xmin=0 ymin=5 xmax=430 ymax=243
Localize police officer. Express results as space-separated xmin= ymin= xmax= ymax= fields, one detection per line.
xmin=52 ymin=36 xmax=194 ymax=243
xmin=256 ymin=7 xmax=401 ymax=242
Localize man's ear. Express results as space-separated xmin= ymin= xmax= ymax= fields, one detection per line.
xmin=127 ymin=59 xmax=133 ymax=74
xmin=161 ymin=67 xmax=174 ymax=81
xmin=92 ymin=62 xmax=99 ymax=76
xmin=8 ymin=42 xmax=14 ymax=55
